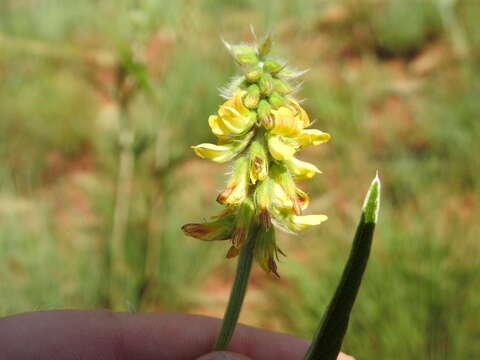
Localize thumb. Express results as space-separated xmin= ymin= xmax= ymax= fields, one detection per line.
xmin=196 ymin=351 xmax=252 ymax=360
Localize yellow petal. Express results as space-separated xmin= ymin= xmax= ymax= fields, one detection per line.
xmin=192 ymin=143 xmax=236 ymax=163
xmin=210 ymin=113 xmax=256 ymax=136
xmin=208 ymin=115 xmax=230 ymax=137
xmin=192 ymin=135 xmax=250 ymax=163
xmin=211 ymin=92 xmax=256 ymax=137
xmin=218 ymin=183 xmax=248 ymax=206
xmin=290 ymin=214 xmax=328 ymax=231
xmin=295 ymin=129 xmax=331 ymax=147
xmin=273 ymin=183 xmax=293 ymax=209
xmin=219 ymin=90 xmax=249 ymax=116
xmin=248 ymin=135 xmax=268 ymax=184
xmin=267 ymin=134 xmax=298 ymax=161
xmin=285 ymin=157 xmax=322 ymax=179
xmin=270 ymin=106 xmax=303 ymax=136
xmin=295 ymin=187 xmax=310 ymax=211
xmin=288 ymin=99 xmax=310 ymax=127
xmin=272 ymin=184 xmax=309 ymax=212
xmin=193 ymin=131 xmax=254 ymax=163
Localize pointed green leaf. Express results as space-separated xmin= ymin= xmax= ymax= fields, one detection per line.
xmin=304 ymin=174 xmax=381 ymax=360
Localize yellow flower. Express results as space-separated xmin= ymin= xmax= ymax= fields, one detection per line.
xmin=288 ymin=99 xmax=310 ymax=127
xmin=248 ymin=134 xmax=269 ymax=184
xmin=285 ymin=157 xmax=322 ymax=179
xmin=267 ymin=133 xmax=299 ymax=161
xmin=272 ymin=209 xmax=328 ymax=233
xmin=266 ymin=129 xmax=329 ymax=162
xmin=270 ymin=163 xmax=306 ymax=215
xmin=272 ymin=184 xmax=309 ymax=213
xmin=295 ymin=187 xmax=310 ymax=210
xmin=287 ymin=214 xmax=328 ymax=232
xmin=295 ymin=129 xmax=330 ymax=147
xmin=192 ymin=131 xmax=254 ymax=163
xmin=270 ymin=106 xmax=304 ymax=136
xmin=208 ymin=91 xmax=256 ymax=137
xmin=217 ymin=157 xmax=249 ymax=206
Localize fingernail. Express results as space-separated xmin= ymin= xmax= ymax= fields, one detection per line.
xmin=196 ymin=351 xmax=251 ymax=360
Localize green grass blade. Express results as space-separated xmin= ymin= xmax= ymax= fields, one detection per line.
xmin=304 ymin=174 xmax=381 ymax=360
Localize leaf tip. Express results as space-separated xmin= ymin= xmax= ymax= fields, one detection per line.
xmin=362 ymin=171 xmax=381 ymax=224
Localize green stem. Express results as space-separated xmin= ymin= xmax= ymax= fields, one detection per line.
xmin=109 ymin=99 xmax=134 ymax=310
xmin=213 ymin=227 xmax=258 ymax=351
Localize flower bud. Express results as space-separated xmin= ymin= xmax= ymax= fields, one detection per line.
xmin=263 ymin=59 xmax=284 ymax=74
xmin=258 ymin=73 xmax=274 ymax=96
xmin=258 ymin=34 xmax=273 ymax=57
xmin=254 ymin=226 xmax=284 ymax=277
xmin=272 ymin=78 xmax=293 ymax=95
xmin=257 ymin=100 xmax=274 ymax=129
xmin=182 ymin=214 xmax=236 ymax=241
xmin=244 ymin=65 xmax=263 ymax=82
xmin=268 ymin=92 xmax=287 ymax=109
xmin=217 ymin=157 xmax=249 ymax=205
xmin=226 ymin=43 xmax=259 ymax=66
xmin=232 ymin=197 xmax=255 ymax=248
xmin=243 ymin=84 xmax=261 ymax=109
xmin=248 ymin=133 xmax=268 ymax=184
xmin=254 ymin=178 xmax=273 ymax=230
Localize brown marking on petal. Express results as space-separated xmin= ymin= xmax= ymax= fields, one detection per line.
xmin=253 ymin=156 xmax=264 ymax=171
xmin=217 ymin=186 xmax=234 ymax=204
xmin=226 ymin=246 xmax=240 ymax=258
xmin=181 ymin=223 xmax=212 ymax=239
xmin=262 ymin=114 xmax=274 ymax=129
xmin=277 ymin=246 xmax=286 ymax=258
xmin=288 ymin=101 xmax=301 ymax=117
xmin=296 ymin=191 xmax=308 ymax=209
xmin=268 ymin=256 xmax=280 ymax=279
xmin=232 ymin=228 xmax=246 ymax=247
xmin=293 ymin=198 xmax=302 ymax=215
xmin=259 ymin=209 xmax=271 ymax=230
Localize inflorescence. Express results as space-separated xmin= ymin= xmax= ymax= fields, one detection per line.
xmin=182 ymin=34 xmax=330 ymax=277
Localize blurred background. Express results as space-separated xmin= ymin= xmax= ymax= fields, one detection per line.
xmin=0 ymin=0 xmax=479 ymax=358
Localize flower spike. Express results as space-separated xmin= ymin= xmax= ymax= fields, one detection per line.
xmin=183 ymin=34 xmax=330 ymax=277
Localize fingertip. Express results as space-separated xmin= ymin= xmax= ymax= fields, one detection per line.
xmin=338 ymin=353 xmax=355 ymax=360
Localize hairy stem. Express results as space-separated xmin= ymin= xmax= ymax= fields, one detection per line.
xmin=213 ymin=227 xmax=258 ymax=351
